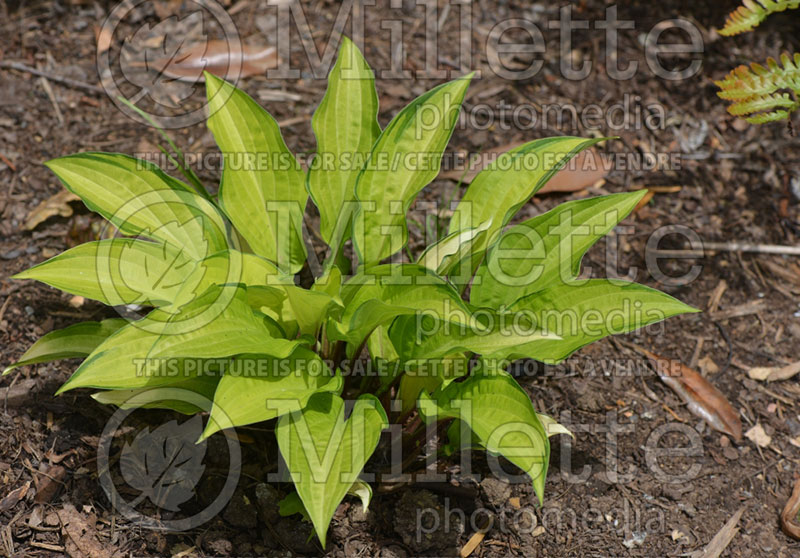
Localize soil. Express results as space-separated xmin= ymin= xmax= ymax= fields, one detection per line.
xmin=2 ymin=1 xmax=800 ymax=557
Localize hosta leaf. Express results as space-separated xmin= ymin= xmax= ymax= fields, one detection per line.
xmin=199 ymin=250 xmax=292 ymax=287
xmin=389 ymin=311 xmax=560 ymax=363
xmin=45 ymin=153 xmax=228 ymax=260
xmin=448 ymin=137 xmax=604 ymax=257
xmin=471 ymin=191 xmax=645 ymax=307
xmin=335 ymin=264 xmax=473 ymax=358
xmin=307 ymin=37 xmax=380 ymax=244
xmin=283 ymin=286 xmax=343 ymax=336
xmin=419 ymin=371 xmax=549 ymax=502
xmin=397 ymin=353 xmax=469 ymax=413
xmin=353 ymin=75 xmax=472 ymax=267
xmin=278 ymin=491 xmax=310 ymax=520
xmin=92 ymin=373 xmax=222 ymax=414
xmin=147 ymin=287 xmax=300 ymax=360
xmin=205 ymin=73 xmax=308 ymax=273
xmin=14 ymin=239 xmax=195 ymax=307
xmin=58 ymin=288 xmax=298 ymax=393
xmin=538 ymin=414 xmax=574 ymax=438
xmin=57 ymin=325 xmax=223 ymax=393
xmin=347 ymin=479 xmax=373 ymax=512
xmin=201 ymin=349 xmax=341 ymax=439
xmin=491 ymin=279 xmax=699 ymax=363
xmin=276 ymin=392 xmax=387 ymax=547
xmin=417 ymin=220 xmax=492 ymax=276
xmin=341 ymin=264 xmax=470 ymax=320
xmin=3 ymin=318 xmax=125 ymax=375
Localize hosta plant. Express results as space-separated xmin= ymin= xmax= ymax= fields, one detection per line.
xmin=716 ymin=1 xmax=800 ymax=124
xmin=5 ymin=37 xmax=695 ymax=545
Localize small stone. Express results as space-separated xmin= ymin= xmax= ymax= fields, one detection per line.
xmin=481 ymin=477 xmax=511 ymax=508
xmin=255 ymin=483 xmax=281 ymax=524
xmin=206 ymin=538 xmax=232 ymax=556
xmin=223 ymin=489 xmax=258 ymax=529
xmin=379 ymin=545 xmax=408 ymax=558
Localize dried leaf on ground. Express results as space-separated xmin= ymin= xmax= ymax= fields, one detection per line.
xmin=33 ymin=463 xmax=66 ymax=504
xmin=24 ymin=190 xmax=80 ymax=230
xmin=748 ymin=361 xmax=800 ymax=382
xmin=439 ymin=145 xmax=608 ymax=193
xmin=57 ymin=503 xmax=121 ymax=558
xmin=781 ymin=478 xmax=800 ymax=539
xmin=149 ymin=41 xmax=278 ymax=82
xmin=629 ymin=344 xmax=742 ymax=441
xmin=0 ymin=481 xmax=30 ymax=512
xmin=689 ymin=506 xmax=745 ymax=558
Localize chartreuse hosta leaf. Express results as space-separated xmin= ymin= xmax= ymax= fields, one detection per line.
xmin=205 ymin=73 xmax=307 ymax=273
xmin=3 ymin=318 xmax=125 ymax=375
xmin=92 ymin=373 xmax=222 ymax=415
xmin=45 ymin=153 xmax=228 ymax=260
xmin=417 ymin=220 xmax=492 ymax=276
xmin=443 ymin=412 xmax=571 ymax=457
xmin=307 ymin=37 xmax=380 ymax=244
xmin=419 ymin=371 xmax=549 ymax=503
xmin=447 ymin=137 xmax=605 ymax=280
xmin=489 ymin=279 xmax=699 ymax=364
xmin=276 ymin=392 xmax=387 ymax=547
xmin=13 ymin=239 xmax=194 ymax=307
xmin=279 ymin=480 xmax=372 ymax=522
xmin=57 ymin=287 xmax=299 ymax=393
xmin=389 ymin=310 xmax=560 ymax=363
xmin=333 ymin=264 xmax=474 ymax=358
xmin=201 ymin=348 xmax=342 ymax=439
xmin=353 ymin=75 xmax=473 ymax=267
xmin=397 ymin=353 xmax=469 ymax=413
xmin=471 ymin=191 xmax=646 ymax=308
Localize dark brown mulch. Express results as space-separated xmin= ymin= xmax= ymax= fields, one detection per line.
xmin=2 ymin=1 xmax=800 ymax=557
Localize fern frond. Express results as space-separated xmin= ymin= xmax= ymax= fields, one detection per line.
xmin=746 ymin=110 xmax=791 ymax=123
xmin=726 ymin=92 xmax=797 ymax=115
xmin=720 ymin=0 xmax=800 ymax=36
xmin=716 ymin=52 xmax=800 ymax=124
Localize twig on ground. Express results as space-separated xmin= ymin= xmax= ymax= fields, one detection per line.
xmin=38 ymin=76 xmax=64 ymax=124
xmin=0 ymin=61 xmax=104 ymax=95
xmin=655 ymin=241 xmax=800 ymax=257
xmin=689 ymin=506 xmax=746 ymax=558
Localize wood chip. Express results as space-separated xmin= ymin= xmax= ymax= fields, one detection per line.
xmin=744 ymin=424 xmax=771 ymax=448
xmin=459 ymin=530 xmax=486 ymax=558
xmin=748 ymin=360 xmax=800 ymax=382
xmin=709 ymin=299 xmax=765 ymax=320
xmin=689 ymin=506 xmax=745 ymax=558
